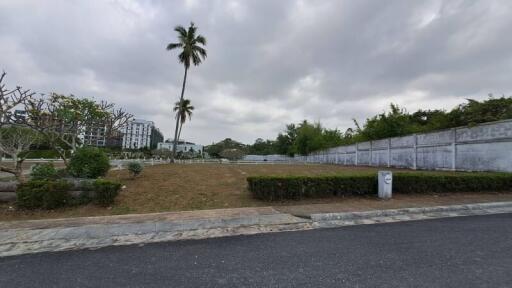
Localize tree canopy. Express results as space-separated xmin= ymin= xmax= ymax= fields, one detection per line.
xmin=244 ymin=95 xmax=512 ymax=156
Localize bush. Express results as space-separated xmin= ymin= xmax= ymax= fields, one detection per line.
xmin=31 ymin=163 xmax=58 ymax=180
xmin=127 ymin=162 xmax=143 ymax=178
xmin=93 ymin=179 xmax=122 ymax=206
xmin=16 ymin=180 xmax=72 ymax=209
xmin=247 ymin=172 xmax=512 ymax=201
xmin=68 ymin=147 xmax=111 ymax=178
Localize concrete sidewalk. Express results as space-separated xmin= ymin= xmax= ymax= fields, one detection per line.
xmin=0 ymin=207 xmax=312 ymax=257
xmin=2 ymin=202 xmax=512 ymax=257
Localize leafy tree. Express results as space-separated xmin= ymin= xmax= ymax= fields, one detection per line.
xmin=24 ymin=94 xmax=131 ymax=166
xmin=173 ymin=98 xmax=194 ymax=142
xmin=166 ymin=22 xmax=207 ymax=161
xmin=219 ymin=148 xmax=246 ymax=161
xmin=24 ymin=93 xmax=110 ymax=164
xmin=293 ymin=121 xmax=325 ymax=155
xmin=248 ymin=138 xmax=278 ymax=155
xmin=448 ymin=95 xmax=512 ymax=126
xmin=275 ymin=124 xmax=298 ymax=156
xmin=205 ymin=138 xmax=247 ymax=158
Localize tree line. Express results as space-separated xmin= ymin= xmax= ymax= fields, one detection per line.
xmin=207 ymin=95 xmax=512 ymax=158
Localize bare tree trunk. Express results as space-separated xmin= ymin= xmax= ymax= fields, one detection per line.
xmin=171 ymin=66 xmax=188 ymax=162
xmin=15 ymin=159 xmax=26 ymax=183
xmin=0 ymin=156 xmax=26 ymax=183
xmin=72 ymin=135 xmax=76 ymax=153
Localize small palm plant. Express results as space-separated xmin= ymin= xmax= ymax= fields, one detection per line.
xmin=127 ymin=162 xmax=143 ymax=179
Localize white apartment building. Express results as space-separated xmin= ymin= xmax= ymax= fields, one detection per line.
xmin=79 ymin=124 xmax=107 ymax=147
xmin=157 ymin=140 xmax=203 ymax=154
xmin=122 ymin=119 xmax=163 ymax=150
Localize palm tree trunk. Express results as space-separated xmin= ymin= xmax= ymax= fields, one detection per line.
xmin=171 ymin=66 xmax=188 ymax=161
xmin=177 ymin=122 xmax=183 ymax=143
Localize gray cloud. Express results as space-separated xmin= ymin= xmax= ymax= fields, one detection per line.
xmin=1 ymin=0 xmax=511 ymax=144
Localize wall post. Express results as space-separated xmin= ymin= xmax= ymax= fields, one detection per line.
xmin=413 ymin=134 xmax=417 ymax=170
xmin=369 ymin=141 xmax=373 ymax=166
xmin=451 ymin=128 xmax=457 ymax=171
xmin=355 ymin=143 xmax=359 ymax=166
xmin=387 ymin=139 xmax=391 ymax=167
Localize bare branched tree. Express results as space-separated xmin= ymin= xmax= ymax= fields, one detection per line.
xmin=0 ymin=126 xmax=40 ymax=182
xmin=0 ymin=71 xmax=35 ymax=127
xmin=100 ymin=100 xmax=133 ymax=145
xmin=24 ymin=95 xmax=73 ymax=165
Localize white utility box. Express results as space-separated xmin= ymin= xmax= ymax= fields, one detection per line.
xmin=378 ymin=171 xmax=392 ymax=199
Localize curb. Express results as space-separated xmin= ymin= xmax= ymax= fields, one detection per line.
xmin=0 ymin=213 xmax=311 ymax=257
xmin=310 ymin=201 xmax=512 ymax=222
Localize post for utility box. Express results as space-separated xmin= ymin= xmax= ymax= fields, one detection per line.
xmin=378 ymin=171 xmax=392 ymax=199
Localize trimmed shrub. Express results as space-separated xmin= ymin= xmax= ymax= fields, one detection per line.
xmin=31 ymin=163 xmax=58 ymax=180
xmin=16 ymin=180 xmax=72 ymax=209
xmin=392 ymin=173 xmax=512 ymax=194
xmin=68 ymin=147 xmax=111 ymax=178
xmin=247 ymin=172 xmax=512 ymax=201
xmin=93 ymin=179 xmax=122 ymax=206
xmin=248 ymin=175 xmax=376 ymax=201
xmin=127 ymin=162 xmax=143 ymax=178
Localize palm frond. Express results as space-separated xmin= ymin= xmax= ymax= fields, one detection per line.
xmin=195 ymin=35 xmax=207 ymax=46
xmin=187 ymin=22 xmax=197 ymax=41
xmin=192 ymin=45 xmax=207 ymax=59
xmin=166 ymin=42 xmax=182 ymax=51
xmin=191 ymin=53 xmax=202 ymax=66
xmin=179 ymin=51 xmax=190 ymax=67
xmin=174 ymin=25 xmax=187 ymax=37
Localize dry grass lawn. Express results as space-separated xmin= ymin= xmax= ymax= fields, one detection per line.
xmin=1 ymin=163 xmax=512 ymax=221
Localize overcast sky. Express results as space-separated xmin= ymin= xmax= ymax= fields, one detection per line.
xmin=1 ymin=0 xmax=511 ymax=145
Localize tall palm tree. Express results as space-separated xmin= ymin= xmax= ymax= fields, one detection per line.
xmin=173 ymin=98 xmax=194 ymax=143
xmin=166 ymin=22 xmax=207 ymax=160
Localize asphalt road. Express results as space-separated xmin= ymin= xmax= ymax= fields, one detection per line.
xmin=1 ymin=213 xmax=512 ymax=288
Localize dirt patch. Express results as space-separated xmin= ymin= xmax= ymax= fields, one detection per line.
xmin=1 ymin=163 xmax=510 ymax=221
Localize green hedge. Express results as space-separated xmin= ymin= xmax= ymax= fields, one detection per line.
xmin=17 ymin=180 xmax=72 ymax=209
xmin=16 ymin=179 xmax=122 ymax=209
xmin=247 ymin=173 xmax=512 ymax=201
xmin=92 ymin=179 xmax=122 ymax=206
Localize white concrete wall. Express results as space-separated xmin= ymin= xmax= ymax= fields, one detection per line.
xmin=296 ymin=120 xmax=512 ymax=172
